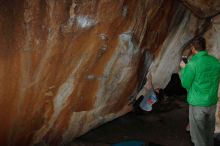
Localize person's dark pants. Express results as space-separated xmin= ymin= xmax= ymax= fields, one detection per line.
xmin=189 ymin=105 xmax=216 ymax=146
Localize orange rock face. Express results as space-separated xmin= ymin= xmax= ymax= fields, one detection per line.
xmin=0 ymin=0 xmax=219 ymax=146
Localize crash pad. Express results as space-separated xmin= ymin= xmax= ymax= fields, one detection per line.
xmin=112 ymin=140 xmax=145 ymax=146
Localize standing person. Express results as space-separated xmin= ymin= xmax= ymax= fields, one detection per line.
xmin=180 ymin=37 xmax=220 ymax=146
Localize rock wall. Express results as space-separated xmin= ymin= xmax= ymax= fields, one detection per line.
xmin=181 ymin=0 xmax=220 ymax=18
xmin=0 ymin=0 xmax=219 ymax=146
xmin=203 ymin=15 xmax=220 ymax=133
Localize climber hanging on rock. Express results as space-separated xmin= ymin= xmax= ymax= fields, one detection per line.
xmin=133 ymin=72 xmax=158 ymax=112
xmin=132 ymin=71 xmax=187 ymax=114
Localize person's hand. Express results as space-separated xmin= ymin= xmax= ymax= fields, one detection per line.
xmin=180 ymin=60 xmax=186 ymax=68
xmin=146 ymin=72 xmax=152 ymax=81
xmin=145 ymin=73 xmax=153 ymax=89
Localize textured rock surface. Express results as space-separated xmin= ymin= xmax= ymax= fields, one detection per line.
xmin=0 ymin=0 xmax=219 ymax=146
xmin=181 ymin=0 xmax=220 ymax=18
xmin=204 ymin=15 xmax=220 ymax=133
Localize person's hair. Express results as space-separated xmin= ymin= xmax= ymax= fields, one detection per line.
xmin=191 ymin=37 xmax=206 ymax=51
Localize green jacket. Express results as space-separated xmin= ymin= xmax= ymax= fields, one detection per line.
xmin=180 ymin=51 xmax=220 ymax=106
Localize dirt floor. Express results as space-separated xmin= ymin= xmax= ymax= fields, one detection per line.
xmin=68 ymin=97 xmax=220 ymax=146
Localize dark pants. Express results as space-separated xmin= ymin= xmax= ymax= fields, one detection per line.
xmin=189 ymin=105 xmax=216 ymax=146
